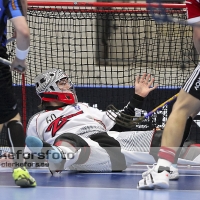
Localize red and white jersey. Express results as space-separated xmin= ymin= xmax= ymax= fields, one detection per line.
xmin=27 ymin=103 xmax=115 ymax=145
xmin=186 ymin=0 xmax=200 ymax=23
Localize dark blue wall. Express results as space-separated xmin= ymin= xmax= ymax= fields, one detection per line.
xmin=13 ymin=86 xmax=200 ymax=143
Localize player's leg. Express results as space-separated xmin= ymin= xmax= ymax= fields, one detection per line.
xmin=25 ymin=135 xmax=68 ymax=173
xmin=146 ymin=117 xmax=193 ymax=181
xmin=7 ymin=114 xmax=36 ymax=187
xmin=138 ymin=92 xmax=200 ymax=189
xmin=0 ymin=63 xmax=36 ymax=187
xmin=26 ymin=133 xmax=87 ymax=171
xmin=172 ymin=115 xmax=194 ymax=168
xmin=138 ymin=64 xmax=200 ymax=190
xmin=26 ymin=133 xmax=90 ymax=173
xmin=108 ymin=130 xmax=156 ymax=165
xmin=160 ymin=90 xmax=200 ymax=149
xmin=26 ymin=133 xmax=119 ymax=172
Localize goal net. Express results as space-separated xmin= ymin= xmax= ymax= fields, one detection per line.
xmin=1 ymin=2 xmax=200 ymax=153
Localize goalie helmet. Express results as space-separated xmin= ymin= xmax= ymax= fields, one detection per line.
xmin=34 ymin=68 xmax=77 ymax=105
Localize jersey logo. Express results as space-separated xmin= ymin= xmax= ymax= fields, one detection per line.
xmin=11 ymin=0 xmax=17 ymax=10
xmin=74 ymin=105 xmax=81 ymax=110
xmin=46 ymin=111 xmax=83 ymax=137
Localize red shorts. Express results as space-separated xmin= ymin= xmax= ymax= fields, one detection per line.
xmin=186 ymin=0 xmax=200 ymax=23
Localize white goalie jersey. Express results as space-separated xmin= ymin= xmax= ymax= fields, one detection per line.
xmin=26 ymin=101 xmax=157 ymax=171
xmin=27 ymin=103 xmax=116 ymax=144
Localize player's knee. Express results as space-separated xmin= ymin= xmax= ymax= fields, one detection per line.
xmin=175 ymin=90 xmax=200 ymax=112
xmin=54 ymin=133 xmax=89 ymax=148
xmin=172 ymin=103 xmax=195 ymax=119
xmin=171 ymin=97 xmax=196 ymax=118
xmin=6 ymin=120 xmax=23 ymax=129
xmin=54 ymin=133 xmax=90 ymax=164
xmin=8 ymin=113 xmax=21 ymax=122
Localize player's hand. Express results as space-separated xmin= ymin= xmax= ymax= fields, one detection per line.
xmin=135 ymin=73 xmax=158 ymax=97
xmin=10 ymin=57 xmax=27 ymax=74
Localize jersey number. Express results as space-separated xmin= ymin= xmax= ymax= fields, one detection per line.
xmin=46 ymin=111 xmax=83 ymax=137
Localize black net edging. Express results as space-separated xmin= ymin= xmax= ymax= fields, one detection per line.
xmin=1 ymin=2 xmax=200 ymax=148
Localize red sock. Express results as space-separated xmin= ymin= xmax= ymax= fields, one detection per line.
xmin=158 ymin=146 xmax=176 ymax=163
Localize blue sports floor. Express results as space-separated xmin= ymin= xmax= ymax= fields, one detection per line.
xmin=0 ymin=165 xmax=200 ymax=200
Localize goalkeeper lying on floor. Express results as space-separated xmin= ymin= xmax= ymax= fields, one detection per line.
xmin=23 ymin=68 xmax=196 ymax=179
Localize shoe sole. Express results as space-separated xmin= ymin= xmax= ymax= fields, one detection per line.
xmin=15 ymin=179 xmax=36 ymax=188
xmin=137 ymin=185 xmax=155 ymax=190
xmin=154 ymin=181 xmax=169 ymax=189
xmin=137 ymin=182 xmax=154 ymax=190
xmin=143 ymin=173 xmax=179 ymax=180
xmin=137 ymin=181 xmax=169 ymax=190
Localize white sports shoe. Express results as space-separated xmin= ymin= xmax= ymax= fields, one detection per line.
xmin=142 ymin=164 xmax=179 ymax=180
xmin=137 ymin=166 xmax=170 ymax=190
xmin=169 ymin=165 xmax=179 ymax=180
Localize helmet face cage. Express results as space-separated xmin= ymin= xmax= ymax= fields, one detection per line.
xmin=34 ymin=69 xmax=77 ymax=105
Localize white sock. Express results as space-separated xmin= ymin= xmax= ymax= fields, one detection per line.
xmin=155 ymin=158 xmax=172 ymax=172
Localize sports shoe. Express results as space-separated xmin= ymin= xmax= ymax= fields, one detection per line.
xmin=169 ymin=165 xmax=179 ymax=180
xmin=13 ymin=167 xmax=36 ymax=187
xmin=137 ymin=166 xmax=170 ymax=190
xmin=142 ymin=164 xmax=179 ymax=180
